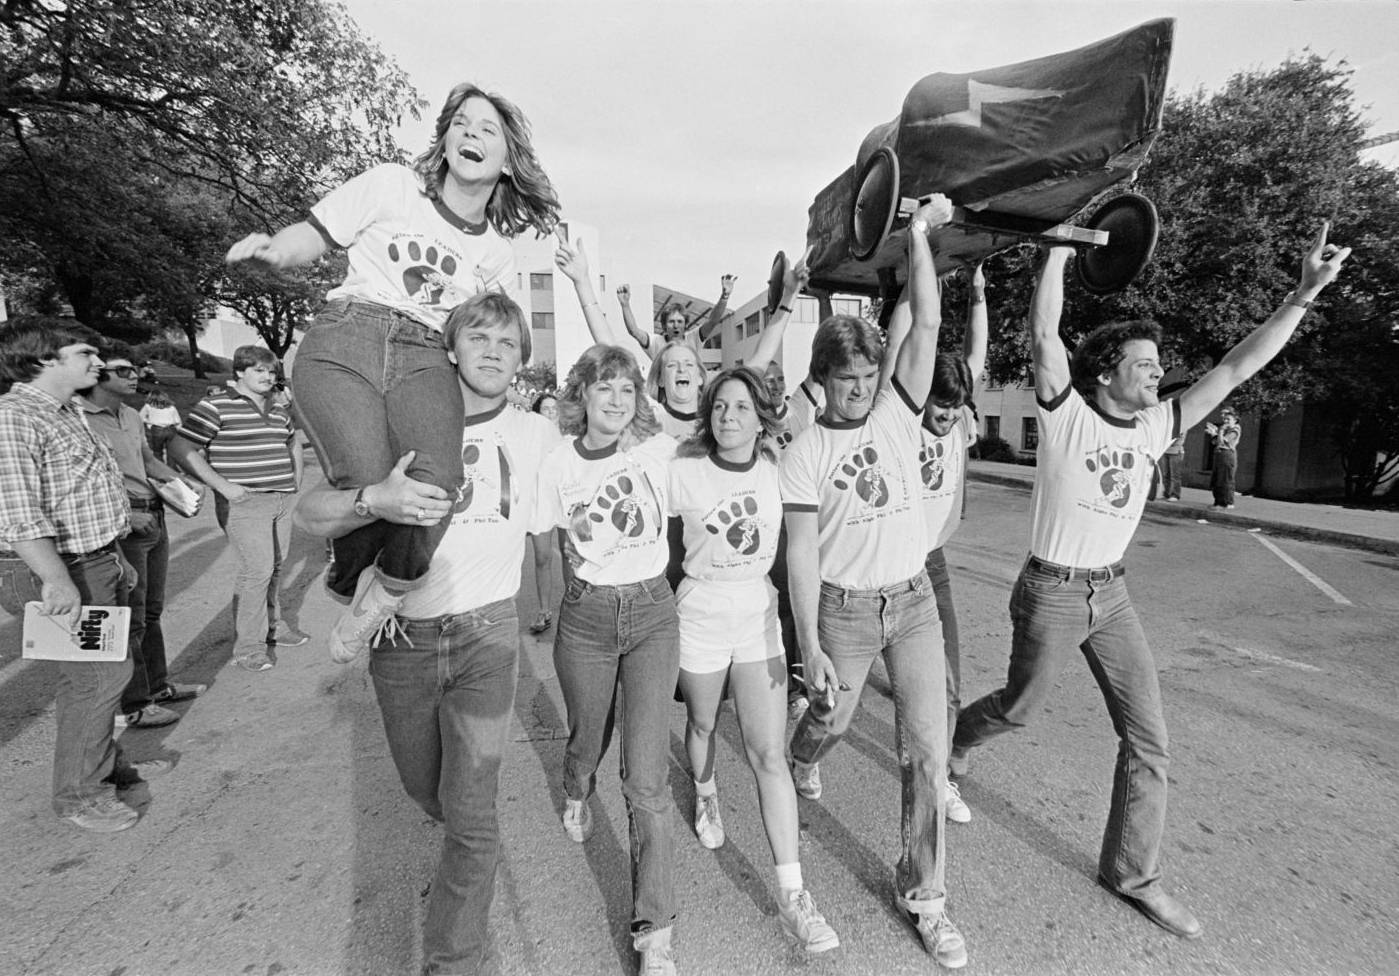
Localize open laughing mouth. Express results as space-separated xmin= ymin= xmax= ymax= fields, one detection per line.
xmin=458 ymin=144 xmax=485 ymax=163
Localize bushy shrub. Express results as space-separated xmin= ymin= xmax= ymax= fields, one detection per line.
xmin=971 ymin=435 xmax=1019 ymax=463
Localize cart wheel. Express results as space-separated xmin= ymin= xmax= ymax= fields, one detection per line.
xmin=766 ymin=250 xmax=788 ymax=314
xmin=1077 ymin=193 xmax=1160 ymax=294
xmin=850 ymin=147 xmax=900 ymax=262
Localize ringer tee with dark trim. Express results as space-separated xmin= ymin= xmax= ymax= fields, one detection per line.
xmin=1029 ymin=386 xmax=1179 ymax=567
xmin=310 ymin=164 xmax=515 ymax=330
xmin=779 ymin=380 xmax=928 ymax=590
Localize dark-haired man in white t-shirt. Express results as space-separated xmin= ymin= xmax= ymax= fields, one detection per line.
xmin=952 ymin=225 xmax=1350 ymax=941
xmin=295 ymin=291 xmax=559 ymax=976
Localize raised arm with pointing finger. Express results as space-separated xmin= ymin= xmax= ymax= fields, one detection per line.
xmin=1176 ymin=223 xmax=1350 ymax=431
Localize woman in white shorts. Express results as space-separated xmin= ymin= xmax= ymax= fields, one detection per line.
xmin=668 ymin=363 xmax=839 ymax=954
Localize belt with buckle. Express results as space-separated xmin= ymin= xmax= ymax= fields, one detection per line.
xmin=1027 ymin=556 xmax=1125 ymax=583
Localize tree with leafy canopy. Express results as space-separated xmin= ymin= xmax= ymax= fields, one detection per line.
xmin=1 ymin=0 xmax=423 ymax=366
xmin=974 ymin=54 xmax=1399 ymax=499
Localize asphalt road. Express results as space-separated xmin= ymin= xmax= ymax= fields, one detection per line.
xmin=1 ymin=477 xmax=1395 ymax=976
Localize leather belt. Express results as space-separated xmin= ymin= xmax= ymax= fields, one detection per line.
xmin=1027 ymin=556 xmax=1125 ymax=583
xmin=128 ymin=496 xmax=162 ymax=511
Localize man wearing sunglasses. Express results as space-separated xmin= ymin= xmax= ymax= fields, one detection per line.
xmin=81 ymin=347 xmax=207 ymax=728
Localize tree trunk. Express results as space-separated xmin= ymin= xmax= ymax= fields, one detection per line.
xmin=181 ymin=323 xmax=206 ymax=378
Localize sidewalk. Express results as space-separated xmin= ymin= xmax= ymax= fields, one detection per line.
xmin=969 ymin=459 xmax=1399 ymax=556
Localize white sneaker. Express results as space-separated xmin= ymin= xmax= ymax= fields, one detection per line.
xmin=946 ymin=779 xmax=971 ymax=824
xmin=562 ymin=797 xmax=593 ymax=842
xmin=778 ymin=888 xmax=840 ymax=953
xmin=908 ymin=908 xmax=968 ymax=969
xmin=791 ymin=758 xmax=822 ymax=800
xmin=636 ymin=927 xmax=676 ymax=976
xmin=329 ymin=567 xmax=405 ymax=663
xmin=694 ymin=793 xmax=725 ymax=849
xmin=62 ymin=794 xmax=138 ymax=833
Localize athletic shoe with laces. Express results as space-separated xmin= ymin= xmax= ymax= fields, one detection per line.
xmin=151 ymin=681 xmax=206 ymax=704
xmin=694 ymin=793 xmax=725 ymax=849
xmin=115 ymin=703 xmax=180 ymax=728
xmin=906 ymin=908 xmax=968 ymax=969
xmin=562 ymin=797 xmax=593 ymax=842
xmin=330 ymin=567 xmax=405 ymax=663
xmin=639 ymin=943 xmax=675 ymax=976
xmin=62 ymin=794 xmax=138 ymax=833
xmin=777 ymin=888 xmax=840 ymax=953
xmin=945 ymin=779 xmax=971 ymax=824
xmin=267 ymin=627 xmax=310 ymax=647
xmin=790 ymin=758 xmax=822 ymax=800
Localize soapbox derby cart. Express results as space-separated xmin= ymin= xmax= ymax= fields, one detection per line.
xmin=768 ymin=19 xmax=1175 ymax=313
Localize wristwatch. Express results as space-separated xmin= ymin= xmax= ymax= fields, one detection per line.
xmin=352 ymin=487 xmax=372 ymax=518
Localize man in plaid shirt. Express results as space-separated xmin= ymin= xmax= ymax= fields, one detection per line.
xmin=0 ymin=317 xmax=168 ymax=833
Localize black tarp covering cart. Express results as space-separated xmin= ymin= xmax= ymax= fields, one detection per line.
xmin=798 ymin=18 xmax=1174 ymax=302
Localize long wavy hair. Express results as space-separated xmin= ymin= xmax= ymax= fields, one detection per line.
xmin=413 ymin=83 xmax=561 ymax=238
xmin=677 ymin=366 xmax=785 ymax=463
xmin=645 ymin=339 xmax=706 ymax=405
xmin=557 ymin=344 xmax=660 ymax=442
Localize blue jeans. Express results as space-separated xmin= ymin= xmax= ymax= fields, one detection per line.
xmin=1211 ymin=448 xmax=1237 ymax=506
xmin=924 ymin=547 xmax=961 ymax=751
xmin=554 ymin=574 xmax=679 ymax=935
xmin=118 ymin=507 xmax=169 ymax=711
xmin=215 ymin=490 xmax=293 ymax=663
xmin=369 ymin=598 xmax=520 ymax=976
xmin=789 ymin=573 xmax=949 ymax=916
xmin=953 ymin=559 xmax=1170 ymax=896
xmin=293 ymin=299 xmax=464 ymax=596
xmin=4 ymin=547 xmax=135 ymax=816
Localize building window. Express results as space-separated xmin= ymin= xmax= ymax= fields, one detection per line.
xmin=794 ymin=298 xmax=818 ymax=323
xmin=1021 ymin=417 xmax=1038 ymax=452
xmin=703 ymin=328 xmax=722 ymax=350
xmin=831 ymin=297 xmax=862 ymax=318
xmin=985 ymin=415 xmax=1000 ymax=441
xmin=744 ymin=312 xmax=761 ymax=339
xmin=531 ymin=312 xmax=554 ymax=331
xmin=529 ymin=273 xmax=552 ymax=292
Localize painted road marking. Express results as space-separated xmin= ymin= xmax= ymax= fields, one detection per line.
xmin=1250 ymin=534 xmax=1353 ymax=606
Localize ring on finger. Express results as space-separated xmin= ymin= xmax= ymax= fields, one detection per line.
xmin=416 ymin=507 xmax=427 ymax=521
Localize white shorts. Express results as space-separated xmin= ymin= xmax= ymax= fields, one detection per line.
xmin=677 ymin=576 xmax=782 ymax=674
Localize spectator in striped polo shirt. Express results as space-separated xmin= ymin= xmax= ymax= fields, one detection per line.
xmin=170 ymin=346 xmax=306 ymax=673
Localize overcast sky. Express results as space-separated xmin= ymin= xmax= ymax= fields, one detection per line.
xmin=340 ymin=0 xmax=1399 ymax=302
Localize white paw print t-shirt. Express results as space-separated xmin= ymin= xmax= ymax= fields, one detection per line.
xmin=780 ymin=381 xmax=928 ymax=590
xmin=1029 ymin=387 xmax=1178 ymax=568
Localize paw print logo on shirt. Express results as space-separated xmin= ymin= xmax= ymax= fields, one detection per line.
xmin=770 ymin=429 xmax=794 ymax=452
xmin=589 ymin=476 xmax=645 ymax=537
xmin=706 ymin=497 xmax=762 ymax=555
xmin=833 ymin=446 xmax=889 ymax=507
xmin=453 ymin=443 xmax=512 ymax=517
xmin=387 ymin=241 xmax=462 ymax=306
xmin=919 ymin=440 xmax=946 ymax=491
xmin=1085 ymin=450 xmax=1136 ymax=508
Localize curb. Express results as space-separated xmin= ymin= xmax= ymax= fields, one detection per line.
xmin=967 ymin=470 xmax=1399 ymax=558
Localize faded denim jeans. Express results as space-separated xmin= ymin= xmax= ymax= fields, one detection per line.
xmin=924 ymin=546 xmax=961 ymax=751
xmin=789 ymin=572 xmax=949 ymax=917
xmin=118 ymin=507 xmax=169 ymax=711
xmin=214 ymin=490 xmax=293 ymax=665
xmin=554 ymin=574 xmax=679 ymax=936
xmin=369 ymin=597 xmax=520 ymax=976
xmin=954 ymin=558 xmax=1170 ymax=896
xmin=0 ymin=547 xmax=134 ymax=817
xmin=293 ymin=299 xmax=464 ymax=597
